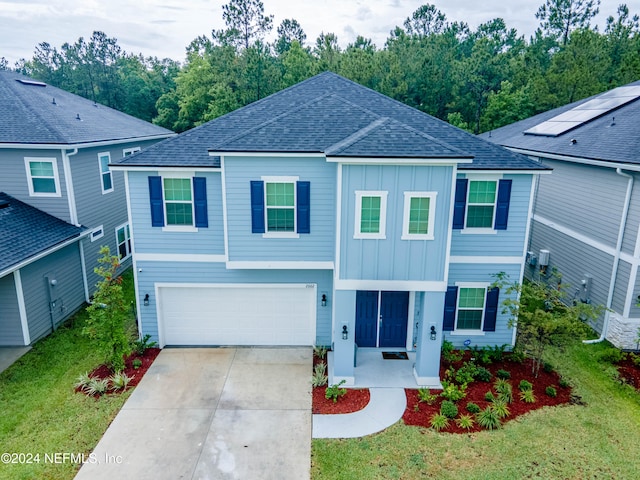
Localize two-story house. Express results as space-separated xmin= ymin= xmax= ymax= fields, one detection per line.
xmin=0 ymin=71 xmax=174 ymax=347
xmin=485 ymin=81 xmax=640 ymax=349
xmin=114 ymin=72 xmax=548 ymax=386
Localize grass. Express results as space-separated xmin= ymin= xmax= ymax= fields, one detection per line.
xmin=311 ymin=340 xmax=640 ymax=479
xmin=0 ymin=269 xmax=137 ymax=480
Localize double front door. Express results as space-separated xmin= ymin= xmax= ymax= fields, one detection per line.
xmin=355 ymin=291 xmax=409 ymax=348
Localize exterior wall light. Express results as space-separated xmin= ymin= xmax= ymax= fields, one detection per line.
xmin=430 ymin=325 xmax=437 ymax=341
xmin=321 ymin=294 xmax=327 ymax=307
xmin=342 ymin=324 xmax=348 ymax=340
xmin=143 ymin=294 xmax=149 ymax=307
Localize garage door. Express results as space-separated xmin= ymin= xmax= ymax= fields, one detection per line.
xmin=158 ymin=284 xmax=316 ymax=346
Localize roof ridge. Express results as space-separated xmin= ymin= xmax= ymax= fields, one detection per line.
xmin=325 ymin=117 xmax=390 ymax=155
xmin=210 ymin=92 xmax=336 ymax=151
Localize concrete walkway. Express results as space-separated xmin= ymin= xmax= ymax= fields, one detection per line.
xmin=312 ymin=388 xmax=407 ymax=438
xmin=75 ymin=347 xmax=312 ymax=480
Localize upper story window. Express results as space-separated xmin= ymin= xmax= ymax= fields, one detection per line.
xmin=116 ymin=223 xmax=131 ymax=260
xmin=453 ymin=176 xmax=512 ymax=233
xmin=98 ymin=152 xmax=113 ymax=194
xmin=354 ymin=191 xmax=387 ymax=239
xmin=123 ymin=147 xmax=141 ymax=157
xmin=148 ymin=174 xmax=208 ymax=231
xmin=25 ymin=157 xmax=61 ymax=197
xmin=402 ymin=192 xmax=437 ymax=240
xmin=250 ymin=177 xmax=310 ymax=237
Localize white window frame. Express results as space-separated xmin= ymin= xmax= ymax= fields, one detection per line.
xmin=461 ymin=174 xmax=502 ymax=235
xmin=115 ymin=223 xmax=132 ymax=260
xmin=24 ymin=157 xmax=61 ymax=197
xmin=451 ymin=282 xmax=489 ymax=335
xmin=401 ymin=191 xmax=437 ymax=240
xmin=98 ymin=152 xmax=113 ymax=194
xmin=161 ymin=172 xmax=197 ymax=232
xmin=354 ymin=190 xmax=388 ymax=239
xmin=90 ymin=225 xmax=104 ymax=242
xmin=261 ymin=175 xmax=299 ymax=239
xmin=123 ymin=147 xmax=141 ymax=157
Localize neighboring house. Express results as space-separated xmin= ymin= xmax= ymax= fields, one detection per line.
xmin=0 ymin=71 xmax=174 ymax=346
xmin=0 ymin=193 xmax=88 ymax=346
xmin=114 ymin=72 xmax=548 ymax=386
xmin=484 ymin=81 xmax=640 ymax=349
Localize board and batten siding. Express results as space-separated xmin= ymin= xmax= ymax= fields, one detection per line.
xmin=527 ymin=220 xmax=613 ymax=332
xmin=621 ymin=172 xmax=640 ymax=256
xmin=224 ymin=156 xmax=336 ymax=262
xmin=447 ymin=262 xmax=521 ymax=348
xmin=20 ymin=243 xmax=86 ymax=343
xmin=0 ymin=148 xmax=70 ymax=222
xmin=127 ymin=170 xmax=225 ymax=255
xmin=135 ymin=261 xmax=333 ymax=346
xmin=0 ymin=273 xmax=23 ymax=346
xmin=339 ymin=164 xmax=452 ymax=281
xmin=534 ymin=160 xmax=627 ymax=249
xmin=450 ymin=174 xmax=533 ymax=257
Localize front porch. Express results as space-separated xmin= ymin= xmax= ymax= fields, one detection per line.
xmin=328 ymin=348 xmax=443 ymax=389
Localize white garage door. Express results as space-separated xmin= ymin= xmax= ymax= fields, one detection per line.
xmin=158 ymin=284 xmax=316 ymax=346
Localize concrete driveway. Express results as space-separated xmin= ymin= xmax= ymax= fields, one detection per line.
xmin=75 ymin=347 xmax=312 ymax=480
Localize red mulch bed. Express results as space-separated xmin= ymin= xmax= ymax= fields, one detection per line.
xmin=617 ymin=355 xmax=640 ymax=390
xmin=75 ymin=347 xmax=161 ymax=396
xmin=402 ymin=352 xmax=576 ymax=434
xmin=313 ymin=386 xmax=370 ymax=414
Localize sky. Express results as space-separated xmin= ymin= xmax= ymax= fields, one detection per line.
xmin=1 ymin=0 xmax=639 ymax=65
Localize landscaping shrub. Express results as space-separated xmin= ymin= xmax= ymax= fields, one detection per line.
xmin=312 ymin=362 xmax=328 ymax=387
xmin=476 ymin=406 xmax=501 ymax=430
xmin=325 ymin=380 xmax=347 ymax=402
xmin=488 ymin=344 xmax=508 ymax=362
xmin=520 ymin=389 xmax=536 ymax=403
xmin=545 ymin=386 xmax=557 ymax=397
xmin=485 ymin=391 xmax=495 ymax=402
xmin=474 ymin=366 xmax=492 ymax=382
xmin=496 ymin=369 xmax=511 ymax=379
xmin=430 ymin=413 xmax=450 ymax=431
xmin=109 ymin=371 xmax=133 ymax=391
xmin=466 ymin=402 xmax=481 ymax=414
xmin=418 ymin=388 xmax=437 ymax=405
xmin=492 ymin=400 xmax=510 ymax=419
xmin=518 ymin=380 xmax=533 ymax=391
xmin=442 ymin=340 xmax=463 ymax=364
xmin=455 ymin=362 xmax=478 ymax=385
xmin=455 ymin=414 xmax=475 ymax=430
xmin=440 ymin=400 xmax=459 ymax=419
xmin=558 ymin=377 xmax=570 ymax=388
xmin=132 ymin=334 xmax=157 ymax=356
xmin=440 ymin=382 xmax=467 ymax=402
xmin=596 ymin=347 xmax=625 ymax=364
xmin=543 ymin=362 xmax=554 ymax=373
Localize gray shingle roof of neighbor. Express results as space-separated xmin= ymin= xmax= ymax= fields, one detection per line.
xmin=116 ymin=72 xmax=547 ymax=170
xmin=0 ymin=71 xmax=174 ymax=145
xmin=481 ymin=80 xmax=640 ymax=165
xmin=0 ymin=192 xmax=86 ymax=274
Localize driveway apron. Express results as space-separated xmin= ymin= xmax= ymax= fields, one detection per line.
xmin=75 ymin=347 xmax=312 ymax=480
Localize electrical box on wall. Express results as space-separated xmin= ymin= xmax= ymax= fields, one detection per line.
xmin=580 ymin=274 xmax=593 ymax=303
xmin=538 ymin=249 xmax=550 ymax=267
xmin=526 ymin=251 xmax=537 ymax=266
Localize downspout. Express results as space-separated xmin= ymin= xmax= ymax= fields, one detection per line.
xmin=584 ymin=168 xmax=633 ymax=343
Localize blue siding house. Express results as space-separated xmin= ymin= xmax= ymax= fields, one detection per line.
xmin=0 ymin=71 xmax=174 ymax=346
xmin=114 ymin=73 xmax=548 ymax=387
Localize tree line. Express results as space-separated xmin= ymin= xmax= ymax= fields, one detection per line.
xmin=5 ymin=0 xmax=640 ymax=134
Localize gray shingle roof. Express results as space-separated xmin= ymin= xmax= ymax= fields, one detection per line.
xmin=117 ymin=72 xmax=546 ymax=170
xmin=482 ymin=80 xmax=640 ymax=165
xmin=0 ymin=71 xmax=174 ymax=145
xmin=0 ymin=192 xmax=85 ymax=274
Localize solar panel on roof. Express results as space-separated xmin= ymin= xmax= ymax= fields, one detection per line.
xmin=524 ymin=85 xmax=640 ymax=137
xmin=16 ymin=78 xmax=46 ymax=87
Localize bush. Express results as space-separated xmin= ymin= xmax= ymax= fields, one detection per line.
xmin=545 ymin=386 xmax=557 ymax=397
xmin=440 ymin=400 xmax=459 ymax=419
xmin=491 ymin=400 xmax=510 ymax=419
xmin=476 ymin=406 xmax=501 ymax=430
xmin=440 ymin=382 xmax=467 ymax=402
xmin=83 ymin=377 xmax=109 ymax=396
xmin=74 ymin=372 xmax=91 ymax=391
xmin=430 ymin=413 xmax=450 ymax=431
xmin=418 ymin=388 xmax=438 ymax=405
xmin=466 ymin=402 xmax=481 ymax=414
xmin=488 ymin=344 xmax=508 ymax=362
xmin=455 ymin=414 xmax=475 ymax=430
xmin=495 ymin=379 xmax=513 ymax=403
xmin=596 ymin=347 xmax=624 ymax=364
xmin=325 ymin=380 xmax=347 ymax=402
xmin=313 ymin=346 xmax=328 ymax=360
xmin=485 ymin=391 xmax=495 ymax=402
xmin=496 ymin=369 xmax=511 ymax=379
xmin=454 ymin=362 xmax=478 ymax=385
xmin=312 ymin=362 xmax=328 ymax=387
xmin=474 ymin=367 xmax=492 ymax=382
xmin=132 ymin=358 xmax=142 ymax=369
xmin=132 ymin=334 xmax=157 ymax=355
xmin=518 ymin=380 xmax=533 ymax=391
xmin=520 ymin=389 xmax=536 ymax=403
xmin=109 ymin=371 xmax=133 ymax=391
xmin=442 ymin=340 xmax=463 ymax=364
xmin=558 ymin=377 xmax=570 ymax=388
xmin=543 ymin=362 xmax=554 ymax=373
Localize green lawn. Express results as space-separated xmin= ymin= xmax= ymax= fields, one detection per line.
xmin=0 ymin=269 xmax=136 ymax=480
xmin=311 ymin=340 xmax=640 ymax=479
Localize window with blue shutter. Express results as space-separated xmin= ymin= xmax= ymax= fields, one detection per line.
xmin=452 ymin=179 xmax=467 ymax=229
xmin=483 ymin=287 xmax=500 ymax=332
xmin=250 ymin=181 xmax=265 ymax=233
xmin=296 ymin=181 xmax=310 ymax=234
xmin=193 ymin=177 xmax=208 ymax=228
xmin=250 ymin=180 xmax=310 ymax=234
xmin=148 ymin=176 xmax=164 ymax=227
xmin=443 ymin=286 xmax=458 ymax=331
xmin=494 ymin=180 xmax=512 ymax=230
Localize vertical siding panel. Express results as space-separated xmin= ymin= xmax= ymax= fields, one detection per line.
xmin=0 ymin=274 xmax=23 ymax=345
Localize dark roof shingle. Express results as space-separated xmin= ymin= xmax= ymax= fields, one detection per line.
xmin=0 ymin=193 xmax=85 ymax=273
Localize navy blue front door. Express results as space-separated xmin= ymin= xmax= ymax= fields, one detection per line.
xmin=355 ymin=291 xmax=409 ymax=348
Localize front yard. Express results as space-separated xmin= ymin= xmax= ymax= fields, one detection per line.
xmin=311 ymin=340 xmax=640 ymax=479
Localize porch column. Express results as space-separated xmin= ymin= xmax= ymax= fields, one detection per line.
xmin=331 ymin=289 xmax=356 ymax=385
xmin=414 ymin=291 xmax=445 ymax=388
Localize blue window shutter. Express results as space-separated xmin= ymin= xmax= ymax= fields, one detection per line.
xmin=452 ymin=179 xmax=467 ymax=229
xmin=483 ymin=287 xmax=500 ymax=332
xmin=148 ymin=176 xmax=164 ymax=227
xmin=296 ymin=181 xmax=310 ymax=234
xmin=443 ymin=286 xmax=458 ymax=331
xmin=193 ymin=177 xmax=208 ymax=228
xmin=250 ymin=181 xmax=265 ymax=233
xmin=494 ymin=179 xmax=512 ymax=230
